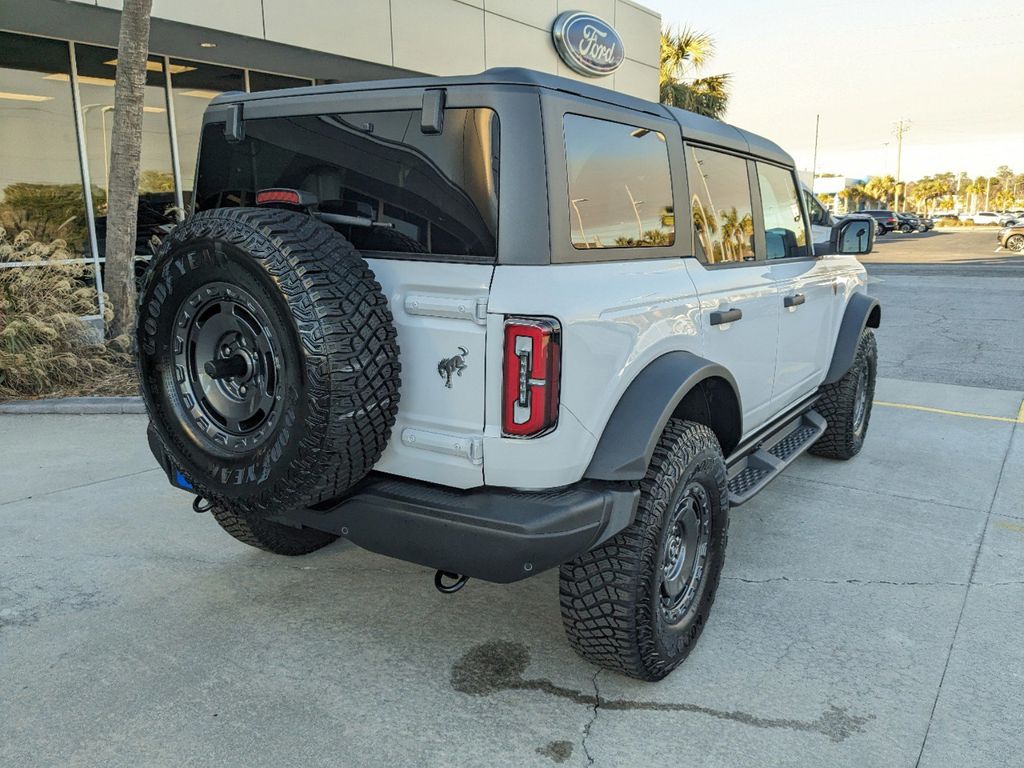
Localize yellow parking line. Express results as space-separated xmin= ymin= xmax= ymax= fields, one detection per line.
xmin=995 ymin=520 xmax=1024 ymax=534
xmin=874 ymin=400 xmax=1023 ymax=424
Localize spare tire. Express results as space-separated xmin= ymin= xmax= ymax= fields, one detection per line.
xmin=137 ymin=207 xmax=401 ymax=514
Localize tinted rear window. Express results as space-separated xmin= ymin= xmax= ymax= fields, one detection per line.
xmin=194 ymin=108 xmax=499 ymax=259
xmin=563 ymin=114 xmax=674 ymax=250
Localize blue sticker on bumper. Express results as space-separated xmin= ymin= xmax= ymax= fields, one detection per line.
xmin=173 ymin=470 xmax=194 ymax=491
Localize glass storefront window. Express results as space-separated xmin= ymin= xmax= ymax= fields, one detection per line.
xmin=1 ymin=31 xmax=320 ymax=263
xmin=0 ymin=32 xmax=88 ymax=254
xmin=168 ymin=59 xmax=245 ymax=207
xmin=75 ymin=43 xmax=176 ymax=258
xmin=249 ymin=71 xmax=312 ymax=92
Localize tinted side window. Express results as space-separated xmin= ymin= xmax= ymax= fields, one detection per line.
xmin=685 ymin=146 xmax=755 ymax=264
xmin=803 ymin=189 xmax=828 ymax=227
xmin=757 ymin=163 xmax=810 ymax=260
xmin=195 ymin=108 xmax=499 ymax=259
xmin=564 ymin=114 xmax=674 ymax=250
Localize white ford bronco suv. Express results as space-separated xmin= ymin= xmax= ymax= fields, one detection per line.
xmin=138 ymin=69 xmax=880 ymax=681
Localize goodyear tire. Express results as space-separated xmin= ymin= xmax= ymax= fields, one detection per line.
xmin=810 ymin=329 xmax=876 ymax=460
xmin=137 ymin=207 xmax=401 ymax=516
xmin=209 ymin=503 xmax=338 ymax=555
xmin=560 ymin=420 xmax=729 ymax=681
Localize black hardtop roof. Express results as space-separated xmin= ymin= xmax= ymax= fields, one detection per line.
xmin=211 ymin=67 xmax=793 ymax=167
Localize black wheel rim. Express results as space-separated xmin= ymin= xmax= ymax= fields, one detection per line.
xmin=172 ymin=281 xmax=283 ymax=454
xmin=660 ymin=481 xmax=711 ymax=623
xmin=852 ymin=362 xmax=869 ymax=434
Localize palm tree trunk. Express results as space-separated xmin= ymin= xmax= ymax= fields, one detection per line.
xmin=104 ymin=0 xmax=153 ymax=339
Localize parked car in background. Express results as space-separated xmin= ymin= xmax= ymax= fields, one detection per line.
xmin=998 ymin=212 xmax=1021 ymax=226
xmin=967 ymin=211 xmax=1001 ymax=225
xmin=855 ymin=209 xmax=899 ymax=234
xmin=933 ymin=213 xmax=959 ymax=222
xmin=895 ymin=213 xmax=922 ymax=233
xmin=834 ymin=212 xmax=882 ymax=238
xmin=998 ymin=223 xmax=1024 ymax=252
xmin=915 ymin=215 xmax=934 ymax=231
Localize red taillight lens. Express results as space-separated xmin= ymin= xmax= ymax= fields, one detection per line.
xmin=502 ymin=317 xmax=561 ymax=438
xmin=256 ymin=188 xmax=301 ymax=206
xmin=256 ymin=188 xmax=318 ymax=207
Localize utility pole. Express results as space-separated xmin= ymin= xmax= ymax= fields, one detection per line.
xmin=810 ymin=114 xmax=820 ymax=189
xmin=625 ymin=184 xmax=644 ymax=242
xmin=894 ymin=119 xmax=909 ymax=212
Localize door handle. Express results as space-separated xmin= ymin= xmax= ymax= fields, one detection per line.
xmin=709 ymin=307 xmax=743 ymax=326
xmin=784 ymin=293 xmax=806 ymax=308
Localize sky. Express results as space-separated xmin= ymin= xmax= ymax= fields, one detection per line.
xmin=642 ymin=0 xmax=1024 ymax=181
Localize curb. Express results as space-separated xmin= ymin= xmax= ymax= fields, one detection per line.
xmin=0 ymin=396 xmax=145 ymax=415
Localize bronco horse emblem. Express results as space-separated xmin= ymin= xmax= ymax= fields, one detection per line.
xmin=438 ymin=347 xmax=469 ymax=389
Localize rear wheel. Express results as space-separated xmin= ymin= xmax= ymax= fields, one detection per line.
xmin=811 ymin=328 xmax=877 ymax=460
xmin=210 ymin=504 xmax=337 ymax=555
xmin=559 ymin=420 xmax=729 ymax=681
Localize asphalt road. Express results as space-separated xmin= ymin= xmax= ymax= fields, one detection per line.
xmin=2 ymin=233 xmax=1023 ymax=767
xmin=863 ymin=229 xmax=1024 ymax=390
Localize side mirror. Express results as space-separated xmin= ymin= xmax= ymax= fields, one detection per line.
xmin=831 ymin=217 xmax=874 ymax=255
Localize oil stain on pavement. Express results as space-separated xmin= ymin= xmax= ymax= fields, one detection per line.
xmin=451 ymin=641 xmax=873 ymax=744
xmin=535 ymin=741 xmax=574 ymax=763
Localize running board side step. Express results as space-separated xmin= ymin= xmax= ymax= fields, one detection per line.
xmin=726 ymin=409 xmax=826 ymax=506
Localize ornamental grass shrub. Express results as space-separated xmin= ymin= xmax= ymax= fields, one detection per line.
xmin=0 ymin=228 xmax=136 ymax=400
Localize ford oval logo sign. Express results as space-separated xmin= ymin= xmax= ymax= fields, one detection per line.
xmin=552 ymin=11 xmax=625 ymax=77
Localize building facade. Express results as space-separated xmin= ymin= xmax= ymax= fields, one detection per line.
xmin=0 ymin=0 xmax=661 ymax=316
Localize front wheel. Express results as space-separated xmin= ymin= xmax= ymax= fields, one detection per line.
xmin=811 ymin=329 xmax=877 ymax=460
xmin=559 ymin=420 xmax=729 ymax=681
xmin=1006 ymin=234 xmax=1024 ymax=253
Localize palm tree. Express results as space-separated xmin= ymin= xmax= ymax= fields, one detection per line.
xmin=837 ymin=185 xmax=867 ymax=214
xmin=660 ymin=27 xmax=731 ymax=119
xmin=864 ymin=175 xmax=896 ymax=209
xmin=104 ymin=0 xmax=153 ymax=338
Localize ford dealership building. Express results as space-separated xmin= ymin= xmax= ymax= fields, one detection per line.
xmin=0 ymin=0 xmax=660 ymax=285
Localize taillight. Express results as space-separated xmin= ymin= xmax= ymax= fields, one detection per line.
xmin=255 ymin=188 xmax=317 ymax=207
xmin=502 ymin=317 xmax=561 ymax=438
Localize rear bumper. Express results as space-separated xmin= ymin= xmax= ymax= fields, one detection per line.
xmin=148 ymin=424 xmax=639 ymax=583
xmin=274 ymin=475 xmax=639 ymax=584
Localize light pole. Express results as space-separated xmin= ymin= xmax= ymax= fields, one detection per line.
xmin=810 ymin=114 xmax=820 ymax=188
xmin=82 ymin=104 xmax=115 ymax=202
xmin=625 ymin=184 xmax=644 ymax=242
xmin=570 ymin=197 xmax=590 ymax=248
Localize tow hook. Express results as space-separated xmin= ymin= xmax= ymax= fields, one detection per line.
xmin=434 ymin=570 xmax=469 ymax=594
xmin=192 ymin=496 xmax=214 ymax=514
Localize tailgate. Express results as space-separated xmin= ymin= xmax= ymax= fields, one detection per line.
xmin=367 ymin=258 xmax=494 ymax=488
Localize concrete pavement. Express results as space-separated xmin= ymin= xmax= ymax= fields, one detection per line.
xmin=2 ymin=376 xmax=1022 ymax=767
xmin=3 ymin=230 xmax=1023 ymax=767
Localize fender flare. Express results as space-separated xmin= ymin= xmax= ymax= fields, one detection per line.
xmin=823 ymin=293 xmax=881 ymax=385
xmin=584 ymin=352 xmax=741 ymax=482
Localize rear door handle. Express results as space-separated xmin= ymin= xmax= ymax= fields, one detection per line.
xmin=709 ymin=307 xmax=743 ymax=326
xmin=784 ymin=293 xmax=806 ymax=308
